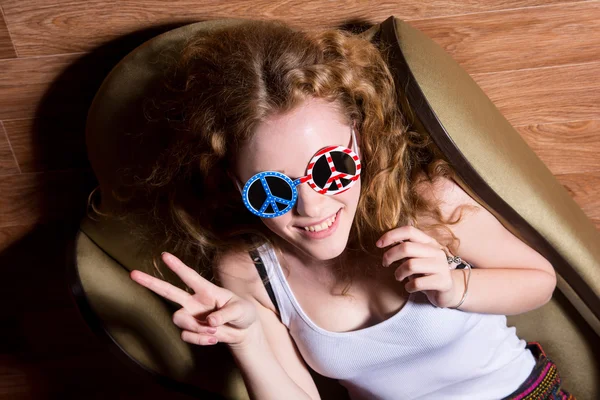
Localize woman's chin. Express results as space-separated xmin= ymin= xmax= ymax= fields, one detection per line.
xmin=293 ymin=235 xmax=348 ymax=262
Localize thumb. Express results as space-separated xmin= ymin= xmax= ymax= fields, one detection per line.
xmin=206 ymin=299 xmax=254 ymax=329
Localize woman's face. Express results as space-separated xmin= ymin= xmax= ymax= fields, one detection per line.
xmin=235 ymin=98 xmax=361 ymax=262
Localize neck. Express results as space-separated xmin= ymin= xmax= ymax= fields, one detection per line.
xmin=274 ymin=236 xmax=338 ymax=271
xmin=272 ymin=235 xmax=384 ymax=282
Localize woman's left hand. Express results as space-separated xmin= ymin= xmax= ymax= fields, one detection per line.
xmin=376 ymin=225 xmax=463 ymax=308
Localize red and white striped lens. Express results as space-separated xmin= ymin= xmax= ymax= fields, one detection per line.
xmin=305 ymin=145 xmax=361 ymax=195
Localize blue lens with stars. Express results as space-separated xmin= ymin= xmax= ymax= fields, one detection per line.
xmin=242 ymin=171 xmax=303 ymax=218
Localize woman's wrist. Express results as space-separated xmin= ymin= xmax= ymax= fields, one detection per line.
xmin=227 ymin=320 xmax=266 ymax=355
xmin=448 ymin=268 xmax=468 ymax=309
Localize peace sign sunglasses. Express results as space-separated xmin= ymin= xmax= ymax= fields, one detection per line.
xmin=238 ymin=127 xmax=361 ymax=218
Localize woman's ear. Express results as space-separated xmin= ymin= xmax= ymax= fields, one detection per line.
xmin=226 ymin=169 xmax=244 ymax=193
xmin=234 ymin=178 xmax=243 ymax=193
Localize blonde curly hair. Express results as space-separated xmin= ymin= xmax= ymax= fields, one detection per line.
xmin=88 ymin=19 xmax=477 ymax=294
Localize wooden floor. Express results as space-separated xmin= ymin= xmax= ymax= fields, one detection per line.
xmin=0 ymin=0 xmax=598 ymax=398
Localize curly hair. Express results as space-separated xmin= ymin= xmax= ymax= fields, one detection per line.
xmin=88 ymin=19 xmax=478 ymax=294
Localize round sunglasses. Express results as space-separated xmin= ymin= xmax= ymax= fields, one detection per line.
xmin=239 ymin=127 xmax=361 ymax=218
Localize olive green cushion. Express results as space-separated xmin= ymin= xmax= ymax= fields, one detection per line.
xmin=75 ymin=227 xmax=249 ymax=399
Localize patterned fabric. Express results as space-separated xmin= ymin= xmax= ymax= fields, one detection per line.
xmin=502 ymin=342 xmax=575 ymax=400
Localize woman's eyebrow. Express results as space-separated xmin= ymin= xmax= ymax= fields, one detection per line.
xmin=249 ymin=168 xmax=299 ymax=178
xmin=250 ymin=168 xmax=302 ymax=181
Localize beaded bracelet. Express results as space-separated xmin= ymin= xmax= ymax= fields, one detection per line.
xmin=446 ymin=255 xmax=472 ymax=310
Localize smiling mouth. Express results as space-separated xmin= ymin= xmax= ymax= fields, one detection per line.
xmin=295 ymin=209 xmax=339 ymax=231
xmin=293 ymin=209 xmax=342 ymax=239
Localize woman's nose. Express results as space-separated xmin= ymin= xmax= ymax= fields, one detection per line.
xmin=295 ymin=183 xmax=328 ymax=218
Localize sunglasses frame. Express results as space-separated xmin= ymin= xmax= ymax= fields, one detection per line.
xmin=239 ymin=127 xmax=361 ymax=218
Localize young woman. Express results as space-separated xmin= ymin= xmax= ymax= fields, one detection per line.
xmin=122 ymin=20 xmax=574 ymax=399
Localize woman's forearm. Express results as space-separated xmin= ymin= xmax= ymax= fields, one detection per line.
xmin=450 ymin=267 xmax=556 ymax=315
xmin=228 ymin=323 xmax=316 ymax=400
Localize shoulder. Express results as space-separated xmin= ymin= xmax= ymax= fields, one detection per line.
xmin=215 ymin=249 xmax=321 ymax=399
xmin=213 ymin=248 xmax=279 ymax=314
xmin=414 ymin=173 xmax=482 ymax=223
xmin=415 ymin=174 xmax=554 ymax=274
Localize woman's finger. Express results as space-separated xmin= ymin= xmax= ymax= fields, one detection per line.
xmin=206 ymin=300 xmax=254 ymax=329
xmin=181 ymin=330 xmax=219 ymax=346
xmin=130 ymin=270 xmax=190 ymax=306
xmin=173 ymin=309 xmax=217 ymax=335
xmin=377 ymin=225 xmax=440 ymax=248
xmin=405 ymin=274 xmax=452 ymax=293
xmin=394 ymin=257 xmax=441 ymax=281
xmin=161 ymin=252 xmax=230 ymax=303
xmin=180 ymin=320 xmax=251 ymax=346
xmin=382 ymin=241 xmax=441 ymax=267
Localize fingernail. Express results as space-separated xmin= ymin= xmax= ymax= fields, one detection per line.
xmin=207 ymin=327 xmax=217 ymax=334
xmin=161 ymin=251 xmax=166 ymax=256
xmin=208 ymin=316 xmax=217 ymax=326
xmin=208 ymin=337 xmax=217 ymax=344
xmin=376 ymin=240 xmax=383 ymax=247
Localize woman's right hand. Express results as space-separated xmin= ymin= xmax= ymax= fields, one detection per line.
xmin=130 ymin=252 xmax=260 ymax=349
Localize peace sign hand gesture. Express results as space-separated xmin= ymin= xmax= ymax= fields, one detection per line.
xmin=130 ymin=252 xmax=260 ymax=349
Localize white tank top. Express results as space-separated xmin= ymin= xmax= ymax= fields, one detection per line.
xmin=256 ymin=243 xmax=536 ymax=400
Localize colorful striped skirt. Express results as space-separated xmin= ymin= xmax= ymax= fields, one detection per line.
xmin=501 ymin=342 xmax=575 ymax=400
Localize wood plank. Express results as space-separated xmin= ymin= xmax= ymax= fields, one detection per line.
xmin=0 ymin=42 xmax=143 ymax=121
xmin=0 ymin=122 xmax=19 ymax=176
xmin=0 ymin=222 xmax=80 ymax=317
xmin=516 ymin=120 xmax=600 ymax=175
xmin=0 ymin=354 xmax=32 ymax=398
xmin=2 ymin=0 xmax=591 ymax=57
xmin=3 ymin=116 xmax=88 ymax=173
xmin=17 ymin=308 xmax=105 ymax=356
xmin=0 ymin=169 xmax=96 ymax=227
xmin=0 ymin=54 xmax=81 ymax=120
xmin=0 ymin=351 xmax=198 ymax=399
xmin=555 ymin=171 xmax=600 ymax=229
xmin=0 ymin=6 xmax=17 ymax=59
xmin=410 ymin=1 xmax=600 ymax=74
xmin=472 ymin=62 xmax=600 ymax=127
xmin=0 ymin=224 xmax=31 ymax=253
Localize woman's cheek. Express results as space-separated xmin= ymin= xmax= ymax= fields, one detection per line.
xmin=261 ymin=214 xmax=292 ymax=236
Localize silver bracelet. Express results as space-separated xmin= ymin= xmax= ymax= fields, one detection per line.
xmin=447 ymin=255 xmax=472 ymax=310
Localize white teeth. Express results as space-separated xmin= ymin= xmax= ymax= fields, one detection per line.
xmin=303 ymin=212 xmax=337 ymax=232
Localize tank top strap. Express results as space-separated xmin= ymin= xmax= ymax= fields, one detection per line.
xmin=253 ymin=243 xmax=293 ymax=326
xmin=249 ymin=249 xmax=279 ymax=314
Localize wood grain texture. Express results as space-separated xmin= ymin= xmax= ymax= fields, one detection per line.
xmin=410 ymin=1 xmax=600 ymax=74
xmin=0 ymin=168 xmax=95 ymax=227
xmin=0 ymin=122 xmax=19 ymax=176
xmin=0 ymin=6 xmax=17 ymax=59
xmin=556 ymin=172 xmax=600 ymax=227
xmin=0 ymin=54 xmax=83 ymax=120
xmin=0 ymin=224 xmax=30 ymax=253
xmin=516 ymin=119 xmax=600 ymax=175
xmin=473 ymin=61 xmax=600 ymax=127
xmin=4 ymin=117 xmax=88 ymax=173
xmin=1 ymin=0 xmax=591 ymax=57
xmin=0 ymin=347 xmax=198 ymax=399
